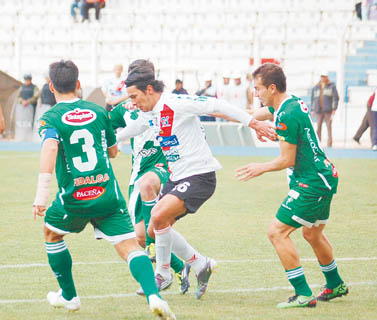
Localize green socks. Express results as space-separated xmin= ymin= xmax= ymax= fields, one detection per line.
xmin=286 ymin=266 xmax=312 ymax=296
xmin=320 ymin=260 xmax=343 ymax=289
xmin=46 ymin=241 xmax=77 ymax=301
xmin=128 ymin=251 xmax=160 ymax=302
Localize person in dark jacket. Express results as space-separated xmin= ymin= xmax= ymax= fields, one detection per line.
xmin=311 ymin=71 xmax=339 ymax=147
xmin=172 ymin=79 xmax=188 ymax=95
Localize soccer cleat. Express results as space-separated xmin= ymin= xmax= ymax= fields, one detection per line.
xmin=155 ymin=273 xmax=174 ymax=291
xmin=46 ymin=289 xmax=81 ymax=312
xmin=276 ymin=294 xmax=317 ymax=309
xmin=195 ymin=258 xmax=217 ymax=299
xmin=149 ymin=294 xmax=176 ymax=320
xmin=136 ymin=273 xmax=174 ymax=296
xmin=176 ymin=263 xmax=191 ymax=294
xmin=317 ymin=282 xmax=349 ymax=301
xmin=145 ymin=243 xmax=156 ymax=263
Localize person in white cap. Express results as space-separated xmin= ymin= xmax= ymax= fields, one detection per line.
xmin=217 ymin=71 xmax=232 ymax=104
xmin=230 ymin=71 xmax=250 ymax=111
xmin=310 ymin=71 xmax=339 ymax=148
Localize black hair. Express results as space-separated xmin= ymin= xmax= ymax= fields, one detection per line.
xmin=175 ymin=79 xmax=183 ymax=84
xmin=49 ymin=60 xmax=79 ymax=94
xmin=125 ymin=65 xmax=164 ymax=93
xmin=252 ymin=63 xmax=286 ymax=92
xmin=128 ymin=59 xmax=155 ymax=73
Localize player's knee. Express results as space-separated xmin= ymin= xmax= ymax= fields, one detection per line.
xmin=43 ymin=225 xmax=64 ymax=243
xmin=151 ymin=207 xmax=167 ymax=229
xmin=136 ymin=232 xmax=146 ymax=248
xmin=139 ymin=178 xmax=159 ymax=200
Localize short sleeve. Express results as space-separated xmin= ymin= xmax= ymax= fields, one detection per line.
xmin=105 ymin=112 xmax=117 ymax=148
xmin=38 ymin=117 xmax=60 ymax=143
xmin=276 ymin=113 xmax=299 ymax=145
xmin=110 ymin=104 xmax=127 ymax=130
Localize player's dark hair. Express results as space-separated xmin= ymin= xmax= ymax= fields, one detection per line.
xmin=128 ymin=59 xmax=155 ymax=73
xmin=252 ymin=63 xmax=286 ymax=92
xmin=49 ymin=60 xmax=79 ymax=94
xmin=125 ymin=65 xmax=164 ymax=93
xmin=175 ymin=79 xmax=182 ymax=84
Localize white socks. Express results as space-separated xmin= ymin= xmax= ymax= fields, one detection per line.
xmin=154 ymin=226 xmax=206 ymax=276
xmin=154 ymin=226 xmax=173 ymax=279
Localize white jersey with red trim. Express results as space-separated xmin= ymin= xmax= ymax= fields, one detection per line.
xmin=116 ymin=92 xmax=253 ymax=181
xmin=151 ymin=93 xmax=221 ymax=181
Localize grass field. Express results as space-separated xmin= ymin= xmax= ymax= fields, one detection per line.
xmin=0 ymin=151 xmax=376 ymax=320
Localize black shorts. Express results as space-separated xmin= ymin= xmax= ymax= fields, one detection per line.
xmin=160 ymin=171 xmax=217 ymax=219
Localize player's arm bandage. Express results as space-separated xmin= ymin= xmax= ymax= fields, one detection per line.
xmin=33 ymin=173 xmax=52 ymax=207
xmin=213 ymin=99 xmax=254 ymax=126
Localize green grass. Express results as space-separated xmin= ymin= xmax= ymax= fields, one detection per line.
xmin=0 ymin=151 xmax=376 ymax=320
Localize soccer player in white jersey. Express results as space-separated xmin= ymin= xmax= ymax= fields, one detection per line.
xmin=117 ymin=62 xmax=277 ymax=299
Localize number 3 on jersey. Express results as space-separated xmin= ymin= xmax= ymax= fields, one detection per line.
xmin=70 ymin=129 xmax=97 ymax=172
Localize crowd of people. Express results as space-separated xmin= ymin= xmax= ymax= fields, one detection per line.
xmin=30 ymin=59 xmax=349 ymax=319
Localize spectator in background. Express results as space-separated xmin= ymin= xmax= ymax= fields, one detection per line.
xmin=196 ymin=73 xmax=216 ymax=121
xmin=32 ymin=74 xmax=57 ymax=142
xmin=82 ymin=0 xmax=105 ymax=23
xmin=101 ymin=64 xmax=128 ymax=112
xmin=217 ymin=71 xmax=232 ymax=103
xmin=369 ymin=88 xmax=377 ymax=150
xmin=353 ymin=90 xmax=374 ymax=147
xmin=246 ymin=71 xmax=257 ymax=109
xmin=70 ymin=0 xmax=83 ymax=23
xmin=311 ymin=71 xmax=339 ymax=148
xmin=15 ymin=73 xmax=39 ymax=141
xmin=172 ymin=79 xmax=188 ymax=95
xmin=230 ymin=71 xmax=250 ymax=111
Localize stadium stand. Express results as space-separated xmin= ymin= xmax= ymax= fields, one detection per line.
xmin=0 ymin=0 xmax=376 ymax=146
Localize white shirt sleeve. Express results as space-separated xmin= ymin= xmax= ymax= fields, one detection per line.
xmin=172 ymin=95 xmax=253 ymax=126
xmin=116 ymin=116 xmax=149 ymax=142
xmin=212 ymin=98 xmax=254 ymax=126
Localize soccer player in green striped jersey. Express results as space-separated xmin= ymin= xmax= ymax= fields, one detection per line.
xmin=237 ymin=63 xmax=348 ymax=309
xmin=32 ymin=60 xmax=175 ymax=319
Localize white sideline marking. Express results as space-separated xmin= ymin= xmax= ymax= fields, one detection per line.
xmin=1 ymin=257 xmax=377 ymax=270
xmin=0 ymin=281 xmax=375 ymax=304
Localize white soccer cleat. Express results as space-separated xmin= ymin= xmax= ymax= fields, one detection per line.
xmin=149 ymin=294 xmax=176 ymax=320
xmin=46 ymin=289 xmax=81 ymax=312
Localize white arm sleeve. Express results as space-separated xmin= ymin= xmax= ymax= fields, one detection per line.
xmin=116 ymin=119 xmax=149 ymax=142
xmin=212 ymin=99 xmax=254 ymax=126
xmin=33 ymin=173 xmax=52 ymax=207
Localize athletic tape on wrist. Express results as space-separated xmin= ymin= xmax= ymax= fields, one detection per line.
xmin=33 ymin=173 xmax=52 ymax=207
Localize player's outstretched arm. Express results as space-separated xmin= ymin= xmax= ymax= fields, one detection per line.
xmin=236 ymin=141 xmax=296 ymax=181
xmin=32 ymin=139 xmax=58 ymax=219
xmin=248 ymin=119 xmax=277 ymax=142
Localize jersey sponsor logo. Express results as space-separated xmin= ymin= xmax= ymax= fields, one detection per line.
xmin=298 ymin=182 xmax=309 ymax=188
xmin=299 ymin=100 xmax=309 ymax=113
xmin=62 ymin=108 xmax=97 ymax=126
xmin=277 ymin=122 xmax=287 ymax=131
xmin=39 ymin=120 xmax=46 ymax=128
xmin=73 ymin=186 xmax=105 ymax=200
xmin=164 ymin=148 xmax=180 ymax=162
xmin=74 ymin=173 xmax=110 ymax=186
xmin=159 ymin=105 xmax=174 ymax=137
xmin=154 ymin=163 xmax=165 ymax=168
xmin=157 ymin=135 xmax=179 ymax=149
xmin=324 ymin=159 xmax=338 ymax=178
xmin=304 ymin=128 xmax=321 ymax=163
xmin=139 ymin=148 xmax=158 ymax=158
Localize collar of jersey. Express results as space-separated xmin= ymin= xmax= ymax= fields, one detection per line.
xmin=58 ymin=98 xmax=80 ymax=104
xmin=153 ymin=92 xmax=167 ymax=113
xmin=275 ymin=94 xmax=292 ymax=117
